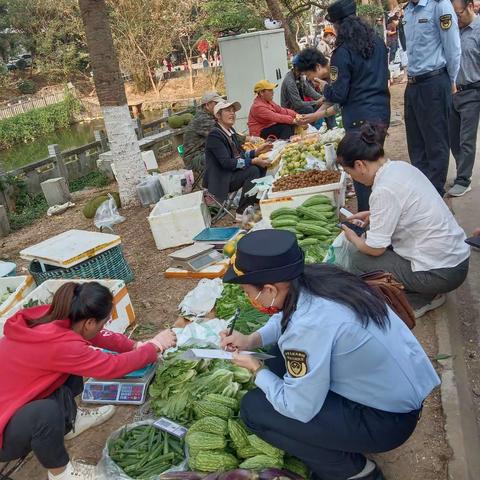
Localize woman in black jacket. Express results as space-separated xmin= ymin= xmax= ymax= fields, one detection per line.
xmin=204 ymin=101 xmax=272 ymax=221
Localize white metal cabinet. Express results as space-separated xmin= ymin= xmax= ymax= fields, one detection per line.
xmin=219 ymin=29 xmax=288 ymax=132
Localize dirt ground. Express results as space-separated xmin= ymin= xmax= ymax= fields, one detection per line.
xmin=1 ymin=82 xmax=450 ymax=480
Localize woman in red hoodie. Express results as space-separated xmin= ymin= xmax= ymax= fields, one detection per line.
xmin=0 ymin=282 xmax=176 ymax=480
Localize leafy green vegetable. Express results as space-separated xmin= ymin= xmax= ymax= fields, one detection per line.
xmin=215 ymin=284 xmax=250 ymax=319
xmin=149 ymin=349 xmax=251 ymax=425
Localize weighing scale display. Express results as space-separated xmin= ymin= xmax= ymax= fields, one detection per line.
xmin=82 ymin=359 xmax=156 ymax=405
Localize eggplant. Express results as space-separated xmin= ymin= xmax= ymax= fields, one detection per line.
xmin=259 ymin=469 xmax=303 ymax=480
xmin=203 ymin=473 xmax=222 ymax=480
xmin=159 ymin=472 xmax=205 ymax=480
xmin=218 ymin=469 xmax=258 ymax=480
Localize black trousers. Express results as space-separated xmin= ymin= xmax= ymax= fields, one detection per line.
xmin=260 ymin=123 xmax=295 ymax=140
xmin=449 ymin=88 xmax=480 ymax=188
xmin=240 ymin=347 xmax=421 ymax=480
xmin=229 ymin=165 xmax=265 ymax=214
xmin=405 ymin=71 xmax=452 ymax=197
xmin=0 ymin=376 xmax=83 ymax=469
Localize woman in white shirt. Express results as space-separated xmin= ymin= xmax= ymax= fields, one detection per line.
xmin=336 ymin=123 xmax=470 ymax=318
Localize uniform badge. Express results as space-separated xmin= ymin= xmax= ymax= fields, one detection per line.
xmin=284 ymin=350 xmax=308 ymax=378
xmin=330 ymin=66 xmax=338 ymax=82
xmin=440 ymin=14 xmax=452 ymax=30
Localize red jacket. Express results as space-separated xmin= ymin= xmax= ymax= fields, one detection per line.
xmin=0 ymin=305 xmax=157 ymax=447
xmin=247 ymin=96 xmax=297 ymax=137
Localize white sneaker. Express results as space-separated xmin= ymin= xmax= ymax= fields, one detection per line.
xmin=414 ymin=294 xmax=446 ymax=319
xmin=48 ymin=460 xmax=96 ymax=480
xmin=447 ymin=184 xmax=472 ymax=197
xmin=65 ymin=405 xmax=116 ymax=440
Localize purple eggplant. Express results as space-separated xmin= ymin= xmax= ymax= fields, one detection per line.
xmin=218 ymin=469 xmax=258 ymax=480
xmin=259 ymin=469 xmax=303 ymax=480
xmin=203 ymin=473 xmax=222 ymax=480
xmin=160 ymin=472 xmax=205 ymax=480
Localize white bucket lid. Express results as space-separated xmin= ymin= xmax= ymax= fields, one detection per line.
xmin=0 ymin=261 xmax=16 ymax=277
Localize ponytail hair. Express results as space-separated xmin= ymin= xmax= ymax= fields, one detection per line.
xmin=281 ymin=264 xmax=389 ymax=332
xmin=27 ymin=281 xmax=113 ymax=327
xmin=336 ymin=122 xmax=388 ymax=168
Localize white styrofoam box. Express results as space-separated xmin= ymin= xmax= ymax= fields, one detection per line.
xmin=0 ymin=276 xmax=35 ymax=317
xmin=260 ymin=172 xmax=347 ymax=225
xmin=148 ymin=191 xmax=211 ymax=250
xmin=0 ymin=279 xmax=135 ymax=337
xmin=141 ymin=150 xmax=159 ymax=171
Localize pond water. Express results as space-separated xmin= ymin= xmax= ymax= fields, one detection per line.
xmin=0 ymin=110 xmax=165 ymax=173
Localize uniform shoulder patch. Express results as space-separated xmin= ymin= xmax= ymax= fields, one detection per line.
xmin=330 ymin=65 xmax=338 ymax=82
xmin=284 ymin=350 xmax=308 ymax=378
xmin=440 ymin=14 xmax=452 ymax=30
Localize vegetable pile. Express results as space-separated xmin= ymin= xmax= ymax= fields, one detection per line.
xmin=270 ymin=195 xmax=340 ymax=263
xmin=149 ymin=349 xmax=253 ymax=425
xmin=108 ymin=424 xmax=184 ymax=479
xmin=160 ymin=467 xmax=306 ymax=480
xmin=215 ymin=284 xmax=269 ymax=335
xmin=279 ymin=141 xmax=325 ymax=176
xmin=272 ymin=170 xmax=341 ymax=192
xmin=185 ymin=402 xmax=309 ymax=477
xmin=0 ymin=287 xmax=14 ymax=304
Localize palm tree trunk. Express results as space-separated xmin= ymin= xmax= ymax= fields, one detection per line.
xmin=78 ymin=0 xmax=147 ymax=207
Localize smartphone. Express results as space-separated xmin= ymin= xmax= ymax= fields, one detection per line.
xmin=465 ymin=236 xmax=480 ymax=249
xmin=337 ymin=221 xmax=366 ymax=237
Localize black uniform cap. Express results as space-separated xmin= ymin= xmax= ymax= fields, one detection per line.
xmin=223 ymin=229 xmax=304 ymax=285
xmin=326 ymin=0 xmax=357 ymax=23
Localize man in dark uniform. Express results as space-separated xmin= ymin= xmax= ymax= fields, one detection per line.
xmin=403 ymin=0 xmax=461 ymax=197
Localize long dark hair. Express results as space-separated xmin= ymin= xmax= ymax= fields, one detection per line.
xmin=27 ymin=282 xmax=113 ymax=327
xmin=336 ymin=122 xmax=387 ymax=168
xmin=277 ymin=264 xmax=389 ymax=332
xmin=335 ymin=15 xmax=376 ymax=59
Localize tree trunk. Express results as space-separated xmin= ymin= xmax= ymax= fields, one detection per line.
xmin=264 ymin=0 xmax=299 ymax=53
xmin=78 ymin=0 xmax=147 ymax=207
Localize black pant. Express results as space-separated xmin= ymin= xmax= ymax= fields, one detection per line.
xmin=240 ymin=347 xmax=420 ymax=480
xmin=260 ymin=123 xmax=295 ymax=140
xmin=0 ymin=376 xmax=83 ymax=469
xmin=449 ymin=88 xmax=480 ymax=187
xmin=229 ymin=165 xmax=265 ymax=214
xmin=405 ymin=71 xmax=452 ymax=197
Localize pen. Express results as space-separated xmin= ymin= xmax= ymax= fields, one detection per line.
xmin=228 ymin=308 xmax=240 ymax=337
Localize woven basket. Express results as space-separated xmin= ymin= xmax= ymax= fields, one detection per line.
xmin=29 ymin=245 xmax=134 ymax=285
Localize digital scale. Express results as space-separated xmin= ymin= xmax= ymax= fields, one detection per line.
xmin=82 ymin=362 xmax=156 ymax=405
xmin=168 ymin=243 xmax=223 ymax=272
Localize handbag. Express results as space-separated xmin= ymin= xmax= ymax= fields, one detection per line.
xmin=360 ymin=270 xmax=416 ymax=329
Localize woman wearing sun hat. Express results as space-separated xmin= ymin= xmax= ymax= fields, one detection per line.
xmin=221 ymin=229 xmax=440 ymax=480
xmin=204 ymin=101 xmax=272 ymax=220
xmin=248 ymin=80 xmax=308 ymax=140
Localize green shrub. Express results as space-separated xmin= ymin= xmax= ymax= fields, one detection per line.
xmin=0 ymin=92 xmax=81 ymax=149
xmin=357 ymin=4 xmax=384 ymax=21
xmin=17 ymin=79 xmax=37 ymax=95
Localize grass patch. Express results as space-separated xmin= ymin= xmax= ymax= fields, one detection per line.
xmin=70 ymin=170 xmax=111 ymax=192
xmin=8 ymin=193 xmax=49 ymax=231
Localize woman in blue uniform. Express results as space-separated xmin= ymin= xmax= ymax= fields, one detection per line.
xmin=221 ymin=229 xmax=439 ymax=480
xmin=294 ymin=0 xmax=390 ymax=212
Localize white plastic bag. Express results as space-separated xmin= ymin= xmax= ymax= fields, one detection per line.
xmin=94 ymin=194 xmax=125 ymax=231
xmin=178 ymin=278 xmax=224 ymax=318
xmin=170 ymin=318 xmax=229 ymax=352
xmin=95 ymin=420 xmax=188 ymax=480
xmin=305 ymin=154 xmax=326 ymax=170
xmin=245 ymin=175 xmax=275 ymax=199
xmin=324 ymin=232 xmax=356 ymax=271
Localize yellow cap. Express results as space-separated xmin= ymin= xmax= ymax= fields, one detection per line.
xmin=254 ymin=80 xmax=278 ymax=93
